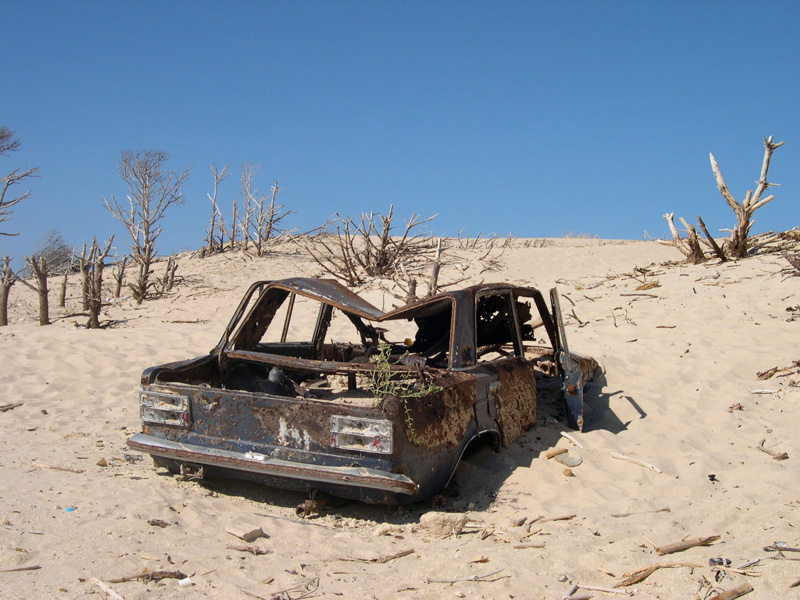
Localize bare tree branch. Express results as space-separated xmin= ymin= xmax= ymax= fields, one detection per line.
xmin=205 ymin=164 xmax=230 ymax=255
xmin=0 ymin=126 xmax=40 ymax=236
xmin=103 ymin=150 xmax=190 ymax=303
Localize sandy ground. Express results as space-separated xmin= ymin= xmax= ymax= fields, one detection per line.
xmin=1 ymin=238 xmax=799 ymax=600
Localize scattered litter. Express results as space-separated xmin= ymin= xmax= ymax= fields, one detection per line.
xmin=709 ymin=557 xmax=732 ymax=567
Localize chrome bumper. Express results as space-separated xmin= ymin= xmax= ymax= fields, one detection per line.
xmin=127 ymin=433 xmax=418 ymax=495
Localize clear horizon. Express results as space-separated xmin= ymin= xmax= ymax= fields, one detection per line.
xmin=2 ymin=2 xmax=798 ymax=268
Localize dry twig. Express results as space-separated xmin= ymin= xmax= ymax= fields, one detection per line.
xmin=757 ymin=439 xmax=789 ymax=461
xmin=611 ymin=452 xmax=663 ymax=474
xmin=338 ymin=548 xmax=415 ymax=564
xmin=106 ymin=569 xmax=187 ymax=584
xmin=90 ymin=577 xmax=126 ymax=600
xmin=0 ymin=564 xmax=41 ymax=572
xmin=707 ymin=581 xmax=754 ymax=600
xmin=226 ymin=544 xmax=272 ymax=556
xmin=30 ymin=461 xmax=85 ymax=474
xmin=425 ymin=568 xmax=505 ymax=584
xmin=654 ymin=535 xmax=720 ymax=556
xmin=615 ymin=562 xmax=701 ymax=587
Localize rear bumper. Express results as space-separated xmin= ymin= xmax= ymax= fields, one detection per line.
xmin=127 ymin=433 xmax=419 ymax=495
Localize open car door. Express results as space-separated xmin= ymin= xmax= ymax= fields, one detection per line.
xmin=550 ymin=288 xmax=592 ymax=431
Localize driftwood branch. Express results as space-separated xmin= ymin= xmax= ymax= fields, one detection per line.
xmin=426 ymin=568 xmax=505 ymax=584
xmin=90 ymin=578 xmax=126 ymax=600
xmin=654 ymin=535 xmax=720 ymax=556
xmin=0 ymin=564 xmax=41 ymax=572
xmin=106 ymin=569 xmax=187 ymax=583
xmin=337 ymin=548 xmax=415 ymax=564
xmin=615 ymin=562 xmax=702 ymax=587
xmin=611 ymin=451 xmax=663 ymax=473
xmin=226 ymin=544 xmax=272 ymax=556
xmin=757 ymin=439 xmax=789 ymax=460
xmin=707 ymin=582 xmax=754 ymax=600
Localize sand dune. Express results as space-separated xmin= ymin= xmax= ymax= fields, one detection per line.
xmin=1 ymin=239 xmax=798 ymax=599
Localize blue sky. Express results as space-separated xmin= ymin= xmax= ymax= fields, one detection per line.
xmin=2 ymin=1 xmax=798 ymax=265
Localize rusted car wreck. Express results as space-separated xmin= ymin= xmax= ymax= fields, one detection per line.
xmin=128 ymin=278 xmax=598 ymax=504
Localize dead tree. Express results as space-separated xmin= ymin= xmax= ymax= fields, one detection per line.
xmin=294 ymin=206 xmax=437 ymax=286
xmin=0 ymin=126 xmax=40 ymax=237
xmin=710 ymin=136 xmax=785 ymax=258
xmin=0 ymin=255 xmax=15 ymax=326
xmin=205 ymin=164 xmax=230 ymax=255
xmin=665 ymin=136 xmax=785 ymax=262
xmin=227 ymin=199 xmax=239 ymax=251
xmin=240 ymin=167 xmax=290 ymax=257
xmin=253 ymin=180 xmax=291 ymax=257
xmin=156 ymin=256 xmax=179 ymax=296
xmin=112 ymin=256 xmax=127 ymax=298
xmin=239 ymin=163 xmax=262 ymax=252
xmin=79 ymin=243 xmax=90 ymax=309
xmin=24 ymin=255 xmax=50 ymax=326
xmin=86 ymin=237 xmax=114 ymax=329
xmin=59 ymin=273 xmax=67 ymax=308
xmin=104 ymin=150 xmax=190 ymax=303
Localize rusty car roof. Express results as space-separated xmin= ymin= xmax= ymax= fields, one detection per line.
xmin=263 ymin=277 xmax=384 ymax=320
xmin=261 ymin=278 xmax=540 ymax=322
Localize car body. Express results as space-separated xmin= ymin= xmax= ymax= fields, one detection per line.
xmin=128 ymin=277 xmax=598 ymax=504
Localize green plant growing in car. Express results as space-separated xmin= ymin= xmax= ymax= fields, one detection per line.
xmin=369 ymin=343 xmax=441 ymax=444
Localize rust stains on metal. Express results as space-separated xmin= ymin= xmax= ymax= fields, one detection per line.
xmin=403 ymin=373 xmax=476 ymax=450
xmin=490 ymin=361 xmax=538 ymax=448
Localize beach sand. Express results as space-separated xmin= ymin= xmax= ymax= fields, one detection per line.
xmin=1 ymin=238 xmax=798 ymax=599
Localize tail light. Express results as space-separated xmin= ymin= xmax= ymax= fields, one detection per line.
xmin=330 ymin=415 xmax=392 ymax=454
xmin=140 ymin=388 xmax=191 ymax=427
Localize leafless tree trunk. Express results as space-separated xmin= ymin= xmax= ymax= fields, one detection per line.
xmin=87 ymin=237 xmax=114 ymax=329
xmin=25 ymin=255 xmax=50 ymax=326
xmin=228 ymin=199 xmax=239 ymax=251
xmin=254 ymin=180 xmax=290 ymax=257
xmin=112 ymin=256 xmax=127 ymax=298
xmin=710 ymin=136 xmax=785 ymax=258
xmin=156 ymin=256 xmax=179 ymax=296
xmin=104 ymin=150 xmax=190 ymax=303
xmin=59 ymin=273 xmax=68 ymax=307
xmin=664 ymin=213 xmax=706 ymax=263
xmin=0 ymin=126 xmax=40 ymax=237
xmin=79 ymin=243 xmax=90 ymax=309
xmin=205 ymin=164 xmax=230 ymax=255
xmin=427 ymin=239 xmax=443 ymax=296
xmin=239 ymin=164 xmax=258 ymax=252
xmin=696 ymin=215 xmax=727 ymax=262
xmin=0 ymin=255 xmax=15 ymax=326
